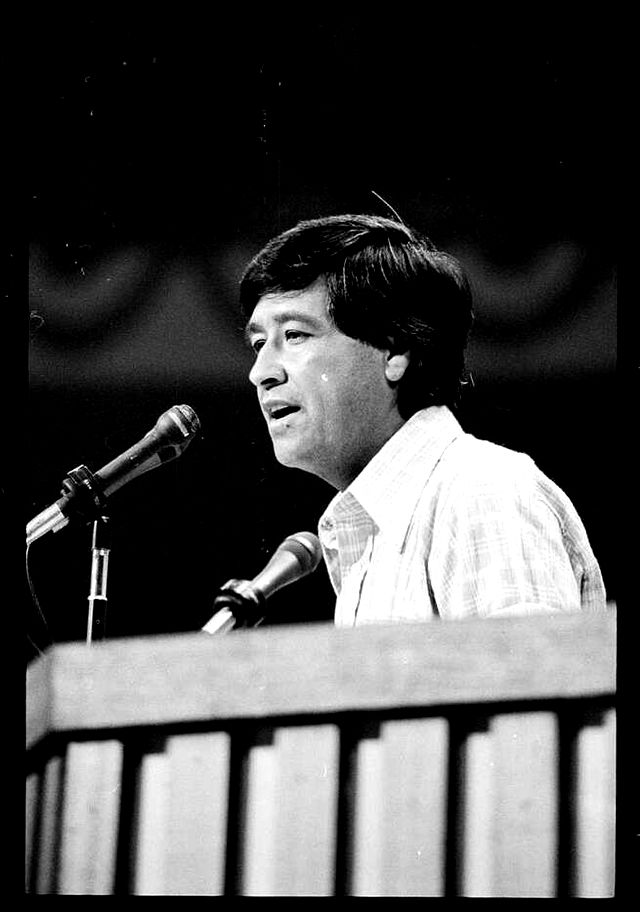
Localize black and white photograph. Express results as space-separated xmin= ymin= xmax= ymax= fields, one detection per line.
xmin=25 ymin=10 xmax=619 ymax=897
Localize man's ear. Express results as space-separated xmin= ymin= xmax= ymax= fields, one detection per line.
xmin=384 ymin=350 xmax=411 ymax=383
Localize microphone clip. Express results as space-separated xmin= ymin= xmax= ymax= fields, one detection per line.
xmin=212 ymin=580 xmax=266 ymax=630
xmin=60 ymin=464 xmax=109 ymax=524
xmin=200 ymin=531 xmax=322 ymax=637
xmin=27 ymin=464 xmax=109 ymax=545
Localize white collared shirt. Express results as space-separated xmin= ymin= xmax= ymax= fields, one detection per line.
xmin=318 ymin=406 xmax=606 ymax=626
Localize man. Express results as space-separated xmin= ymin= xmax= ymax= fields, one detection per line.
xmin=240 ymin=214 xmax=606 ymax=626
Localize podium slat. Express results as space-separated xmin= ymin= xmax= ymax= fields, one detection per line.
xmin=35 ymin=754 xmax=63 ymax=894
xmin=25 ymin=772 xmax=39 ymax=892
xmin=134 ymin=746 xmax=169 ymax=894
xmin=573 ymin=709 xmax=616 ymax=897
xmin=491 ymin=712 xmax=559 ymax=897
xmin=163 ymin=732 xmax=231 ymax=895
xmin=58 ymin=740 xmax=123 ymax=895
xmin=133 ymin=732 xmax=232 ymax=895
xmin=241 ymin=724 xmax=340 ymax=896
xmin=458 ymin=724 xmax=494 ymax=897
xmin=352 ymin=717 xmax=449 ymax=896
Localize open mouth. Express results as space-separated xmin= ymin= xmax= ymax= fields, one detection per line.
xmin=269 ymin=405 xmax=300 ymax=421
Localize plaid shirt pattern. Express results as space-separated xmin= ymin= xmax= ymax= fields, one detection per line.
xmin=318 ymin=406 xmax=606 ymax=627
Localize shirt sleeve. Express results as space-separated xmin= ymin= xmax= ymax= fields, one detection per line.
xmin=428 ymin=464 xmax=586 ymax=619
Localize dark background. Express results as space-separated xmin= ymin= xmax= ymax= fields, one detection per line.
xmin=26 ymin=10 xmax=617 ymax=660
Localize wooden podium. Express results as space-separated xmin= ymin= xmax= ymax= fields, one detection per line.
xmin=26 ymin=610 xmax=616 ymax=897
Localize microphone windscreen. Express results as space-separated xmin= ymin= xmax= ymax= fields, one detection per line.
xmin=280 ymin=532 xmax=322 ymax=573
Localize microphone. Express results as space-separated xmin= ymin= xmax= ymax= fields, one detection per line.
xmin=27 ymin=405 xmax=201 ymax=545
xmin=202 ymin=531 xmax=323 ymax=634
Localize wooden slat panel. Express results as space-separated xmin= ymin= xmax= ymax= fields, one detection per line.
xmin=490 ymin=712 xmax=559 ymax=898
xmin=573 ymin=709 xmax=616 ymax=898
xmin=27 ymin=612 xmax=615 ymax=745
xmin=241 ymin=724 xmax=340 ymax=896
xmin=351 ymin=717 xmax=449 ymax=896
xmin=58 ymin=740 xmax=123 ymax=895
xmin=25 ymin=613 xmax=616 ymax=898
xmin=35 ymin=754 xmax=64 ymax=894
xmin=163 ymin=732 xmax=231 ymax=895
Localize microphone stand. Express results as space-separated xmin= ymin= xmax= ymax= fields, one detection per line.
xmin=86 ymin=515 xmax=111 ymax=645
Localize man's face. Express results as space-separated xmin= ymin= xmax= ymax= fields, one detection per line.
xmin=246 ymin=280 xmax=405 ymax=489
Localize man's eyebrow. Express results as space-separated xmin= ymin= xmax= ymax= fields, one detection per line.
xmin=244 ymin=310 xmax=325 ymax=341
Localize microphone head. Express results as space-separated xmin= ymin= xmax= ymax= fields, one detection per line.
xmin=154 ymin=405 xmax=202 ymax=461
xmin=246 ymin=531 xmax=323 ymax=602
xmin=279 ymin=531 xmax=323 ymax=574
xmin=159 ymin=404 xmax=201 ymax=441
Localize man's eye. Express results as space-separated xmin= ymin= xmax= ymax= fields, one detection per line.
xmin=285 ymin=330 xmax=309 ymax=343
xmin=251 ymin=338 xmax=265 ymax=354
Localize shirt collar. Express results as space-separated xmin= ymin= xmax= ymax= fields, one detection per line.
xmin=320 ymin=405 xmax=463 ymax=549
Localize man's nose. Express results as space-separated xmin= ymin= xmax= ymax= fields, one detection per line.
xmin=248 ymin=344 xmax=287 ymax=388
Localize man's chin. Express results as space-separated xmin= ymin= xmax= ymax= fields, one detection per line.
xmin=273 ymin=447 xmax=337 ymax=487
xmin=274 ymin=449 xmax=306 ymax=471
xmin=273 ymin=443 xmax=316 ymax=474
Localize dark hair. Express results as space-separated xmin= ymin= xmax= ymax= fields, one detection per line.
xmin=239 ymin=213 xmax=474 ymax=417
